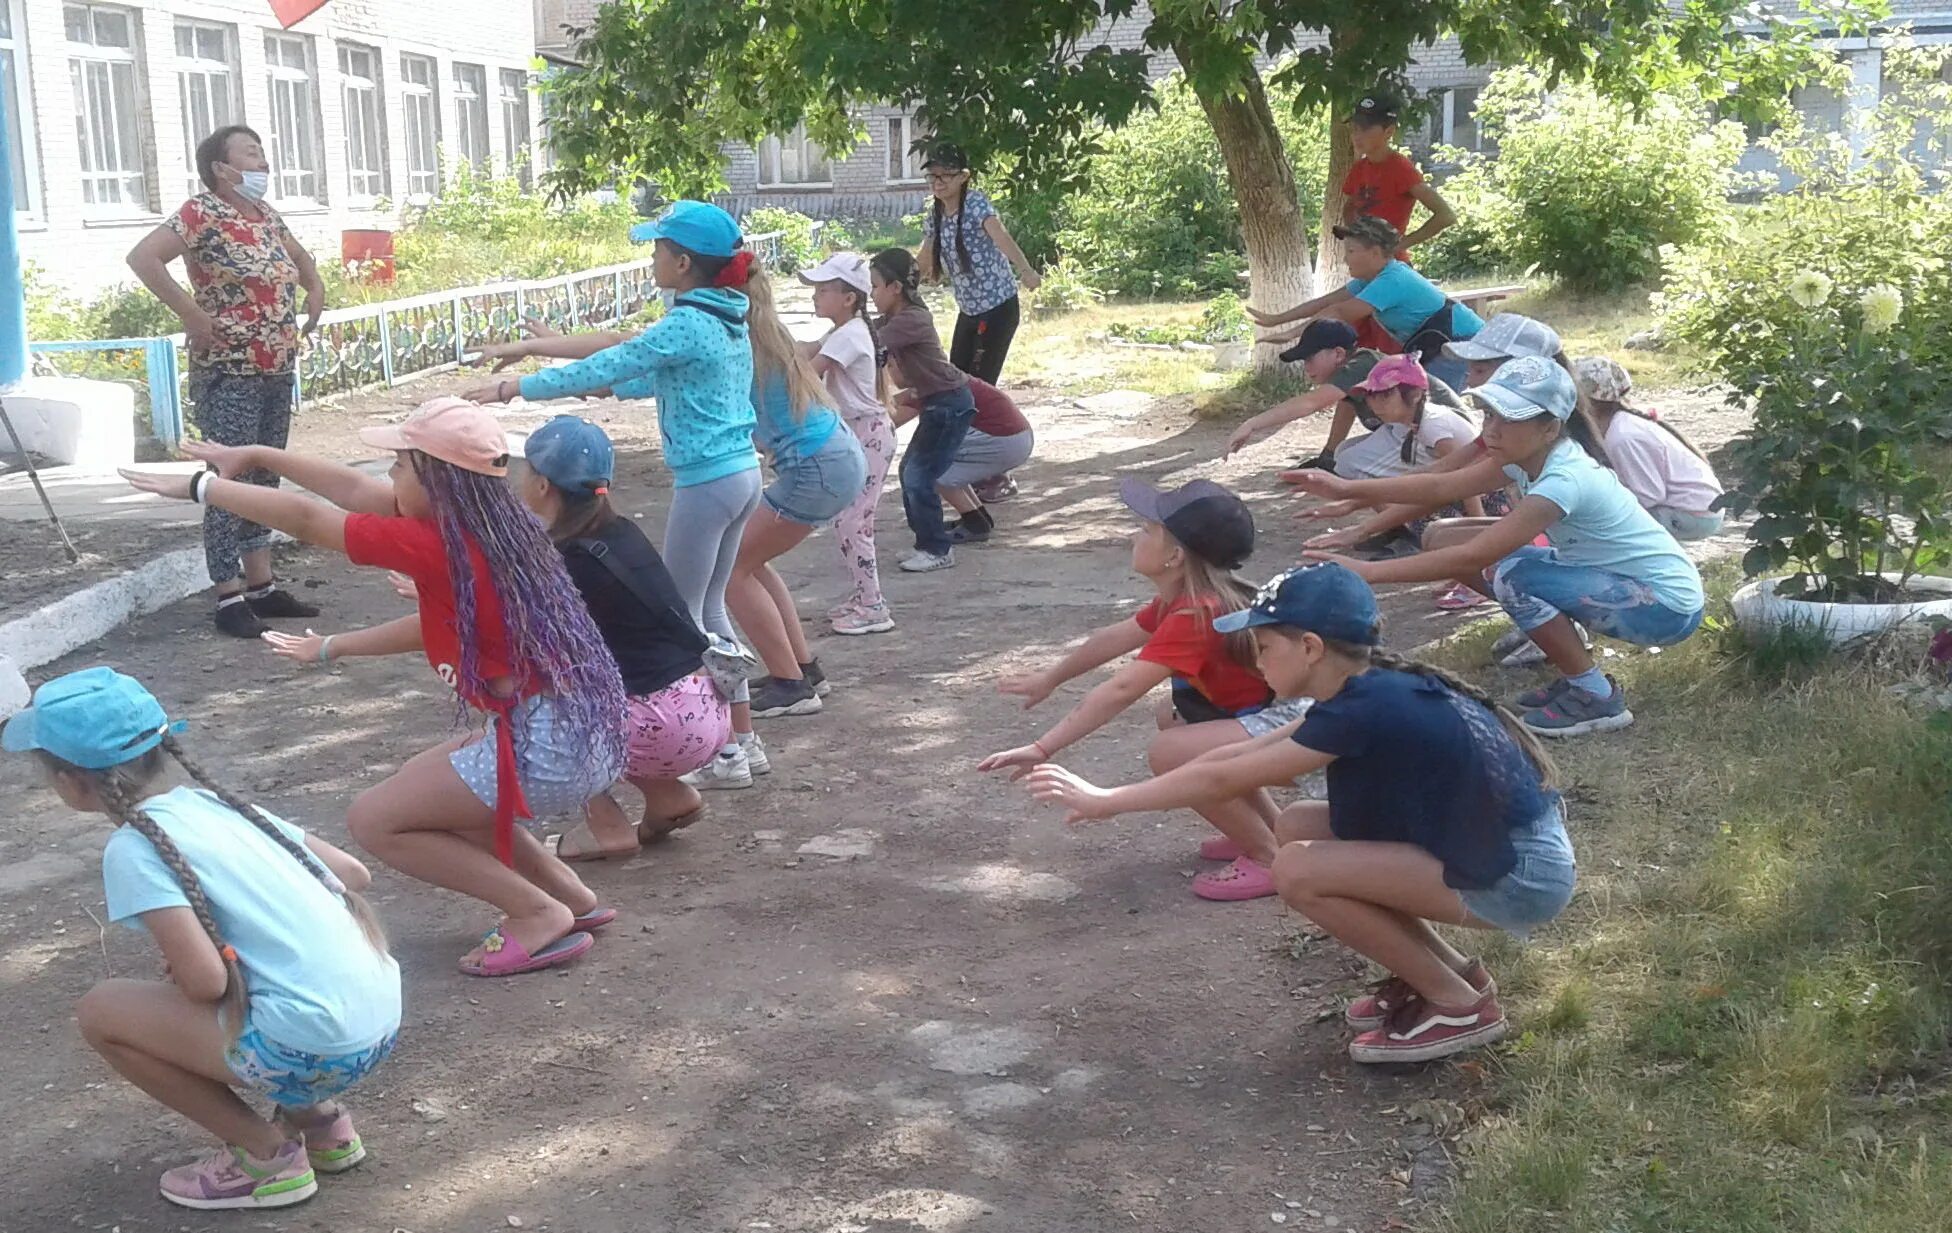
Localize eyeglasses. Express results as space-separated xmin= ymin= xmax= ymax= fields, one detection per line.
xmin=925 ymin=171 xmax=963 ymax=184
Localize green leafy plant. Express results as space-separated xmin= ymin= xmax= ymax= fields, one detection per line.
xmin=741 ymin=207 xmax=822 ymax=274
xmin=1197 ymin=291 xmax=1251 ymax=344
xmin=1024 ymin=256 xmax=1102 ymax=315
xmin=817 ymin=218 xmax=858 ymax=252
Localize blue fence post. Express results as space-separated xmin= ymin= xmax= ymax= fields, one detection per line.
xmin=378 ymin=308 xmax=395 ymax=387
xmin=143 ymin=338 xmax=183 ymax=446
xmin=452 ymin=294 xmax=465 ymax=365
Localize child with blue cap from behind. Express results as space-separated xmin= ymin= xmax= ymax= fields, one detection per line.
xmin=1023 ymin=562 xmax=1576 ymax=1066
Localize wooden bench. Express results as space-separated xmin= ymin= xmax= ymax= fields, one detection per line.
xmin=1450 ymin=284 xmax=1526 ymax=316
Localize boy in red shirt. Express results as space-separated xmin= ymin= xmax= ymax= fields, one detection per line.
xmin=1342 ymin=93 xmax=1458 ymax=353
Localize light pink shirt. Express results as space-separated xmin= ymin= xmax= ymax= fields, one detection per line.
xmin=1604 ymin=411 xmax=1723 ymax=515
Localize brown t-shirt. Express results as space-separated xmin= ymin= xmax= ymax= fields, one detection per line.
xmin=878 ymin=303 xmax=969 ymax=398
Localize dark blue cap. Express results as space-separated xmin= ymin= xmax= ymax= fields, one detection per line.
xmin=2 ymin=667 xmax=186 ymax=769
xmin=1280 ymin=318 xmax=1359 ymax=365
xmin=1119 ymin=476 xmax=1256 ymax=571
xmin=1214 ymin=563 xmax=1382 ymax=645
xmin=523 ymin=414 xmax=615 ymax=495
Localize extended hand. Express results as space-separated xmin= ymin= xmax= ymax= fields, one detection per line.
xmin=262 ymin=628 xmax=329 ymax=665
xmin=1304 ymin=525 xmax=1365 ymax=551
xmin=1226 ymin=420 xmax=1267 ymax=456
xmin=1298 ymin=498 xmax=1362 ymax=521
xmin=1246 ymin=304 xmax=1286 ymax=327
xmin=473 ymin=341 xmax=527 ymax=374
xmin=118 ymin=468 xmax=195 ymax=501
xmin=1021 ymin=267 xmax=1043 ymax=292
xmin=996 ymin=672 xmax=1054 ymax=710
xmin=180 ymin=438 xmax=255 ymax=479
xmin=460 ymin=380 xmax=511 ymax=404
xmin=1023 ymin=764 xmax=1119 ymax=824
xmin=976 ymin=744 xmax=1049 ymax=781
xmin=387 ymin=571 xmax=420 ymax=603
xmin=1301 ymin=549 xmax=1372 ymax=578
xmin=1279 ymin=468 xmax=1354 ymax=500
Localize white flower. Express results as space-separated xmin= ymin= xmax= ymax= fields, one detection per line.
xmin=1786 ymin=270 xmax=1834 ymax=309
xmin=1859 ymin=283 xmax=1904 ymax=333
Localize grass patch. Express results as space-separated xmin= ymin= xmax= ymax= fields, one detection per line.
xmin=1497 ymin=282 xmax=1700 ymax=392
xmin=1417 ymin=575 xmax=1952 ymax=1233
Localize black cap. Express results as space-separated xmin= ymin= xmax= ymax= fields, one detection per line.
xmin=1352 ymin=93 xmax=1401 ymax=125
xmin=921 ymin=142 xmax=969 ymax=172
xmin=1279 ymin=318 xmax=1358 ymax=365
xmin=1119 ymin=477 xmax=1256 ymax=571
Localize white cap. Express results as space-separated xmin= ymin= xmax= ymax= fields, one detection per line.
xmin=797 ymin=252 xmax=872 ymax=295
xmin=1444 ymin=313 xmax=1562 ymax=363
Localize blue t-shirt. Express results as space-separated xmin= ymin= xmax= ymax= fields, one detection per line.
xmin=1292 ymin=668 xmax=1558 ymax=890
xmin=927 ymin=188 xmax=1018 ymax=315
xmin=520 ymin=288 xmax=760 ymax=488
xmin=102 ymin=787 xmax=402 ymax=1054
xmin=1503 ymin=440 xmax=1705 ymax=614
xmin=1344 ymin=260 xmax=1486 ymax=343
xmin=752 ymin=368 xmax=840 ymax=466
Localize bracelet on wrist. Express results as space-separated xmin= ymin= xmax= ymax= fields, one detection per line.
xmin=317 ymin=635 xmax=335 ymax=664
xmin=189 ymin=470 xmax=211 ymax=504
xmin=1031 ymin=738 xmax=1051 ymax=760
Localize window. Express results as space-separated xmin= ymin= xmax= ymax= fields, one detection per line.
xmin=65 ymin=2 xmax=149 ymax=213
xmin=758 ymin=124 xmax=830 ymax=187
xmin=499 ymin=67 xmax=531 ymax=187
xmin=1450 ymin=87 xmax=1483 ymax=152
xmin=2 ymin=0 xmax=42 ymax=216
xmin=886 ymin=114 xmax=925 ymax=183
xmin=452 ymin=62 xmax=488 ymax=172
xmin=263 ymin=32 xmax=322 ymax=204
xmin=175 ymin=20 xmax=238 ymax=198
xmin=400 ymin=52 xmax=438 ymax=199
xmin=338 ymin=43 xmax=385 ymax=201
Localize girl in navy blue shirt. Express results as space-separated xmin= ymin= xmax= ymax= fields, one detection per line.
xmin=1025 ymin=563 xmax=1575 ymax=1066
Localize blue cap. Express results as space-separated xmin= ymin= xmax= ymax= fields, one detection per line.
xmin=2 ymin=667 xmax=186 ymax=769
xmin=1470 ymin=354 xmax=1577 ymax=423
xmin=523 ymin=414 xmax=615 ymax=495
xmin=1213 ymin=563 xmax=1382 ymax=645
xmin=628 ymin=200 xmax=743 ymax=258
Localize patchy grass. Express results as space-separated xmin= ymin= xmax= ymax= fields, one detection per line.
xmin=1497 ymin=283 xmax=1701 ymax=392
xmin=1415 ymin=569 xmax=1952 ymax=1233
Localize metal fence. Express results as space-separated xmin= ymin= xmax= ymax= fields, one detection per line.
xmin=28 ymin=230 xmax=789 ymax=449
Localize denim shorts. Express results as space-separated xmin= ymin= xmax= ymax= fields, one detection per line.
xmin=226 ymin=1024 xmax=397 ymax=1109
xmin=449 ymin=694 xmax=619 ymax=823
xmin=1456 ymin=800 xmax=1576 ymax=939
xmin=1491 ymin=544 xmax=1704 ymax=647
xmin=764 ymin=429 xmax=869 ymax=526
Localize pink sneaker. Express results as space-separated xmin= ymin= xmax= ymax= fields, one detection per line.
xmin=1191 ymin=856 xmax=1278 ymax=901
xmin=1348 ymin=989 xmax=1508 ymax=1064
xmin=279 ymin=1104 xmax=366 ymax=1173
xmin=1345 ymin=960 xmax=1494 ymax=1030
xmin=833 ymin=603 xmax=895 ymax=636
xmin=1198 ymin=834 xmax=1244 ymax=861
xmin=826 ymin=599 xmax=860 ymax=621
xmin=159 ymin=1140 xmax=316 ymax=1210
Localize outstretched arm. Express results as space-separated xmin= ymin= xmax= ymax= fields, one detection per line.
xmin=1025 ymin=739 xmax=1332 ymax=823
xmin=1312 ymin=495 xmax=1560 ymax=584
xmin=981 ymin=658 xmax=1174 ymax=777
xmin=122 ymin=469 xmax=349 ymax=553
xmin=1249 ymin=285 xmax=1355 ymax=329
xmin=183 ymin=440 xmax=396 ymax=515
xmin=1285 ymin=451 xmax=1507 ymax=510
xmin=263 ymin=614 xmax=423 ymax=665
xmin=995 ymin=617 xmax=1151 ymax=708
xmin=1226 ymin=386 xmax=1346 ymax=455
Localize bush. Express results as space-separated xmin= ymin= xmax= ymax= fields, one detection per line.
xmin=1412 ymin=159 xmax=1514 ymax=282
xmin=816 ymin=218 xmax=857 ymax=253
xmin=1024 ymin=256 xmax=1102 ymax=315
xmin=1447 ymin=70 xmax=1749 ymax=290
xmin=742 ymin=206 xmax=821 ymax=274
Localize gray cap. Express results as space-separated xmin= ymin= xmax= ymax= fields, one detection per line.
xmin=1444 ymin=313 xmax=1562 ymax=362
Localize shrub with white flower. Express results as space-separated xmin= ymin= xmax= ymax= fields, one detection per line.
xmin=1786 ymin=270 xmax=1834 ymax=309
xmin=1859 ymin=283 xmax=1904 ymax=333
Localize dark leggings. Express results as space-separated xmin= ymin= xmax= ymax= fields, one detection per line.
xmin=949 ymin=294 xmax=1021 ymax=384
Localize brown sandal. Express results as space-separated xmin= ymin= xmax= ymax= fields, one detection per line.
xmin=550 ymin=820 xmax=640 ymax=863
xmin=638 ymin=803 xmax=706 ymax=845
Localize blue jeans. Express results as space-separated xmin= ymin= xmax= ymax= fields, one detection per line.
xmin=1491 ymin=545 xmax=1703 ymax=646
xmin=899 ymin=386 xmax=978 ymax=555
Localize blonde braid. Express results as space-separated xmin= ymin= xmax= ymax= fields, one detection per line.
xmin=1366 ymin=649 xmax=1561 ymax=789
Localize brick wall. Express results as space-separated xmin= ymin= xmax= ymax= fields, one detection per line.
xmin=12 ymin=0 xmax=537 ymax=298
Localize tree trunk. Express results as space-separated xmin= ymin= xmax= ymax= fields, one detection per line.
xmin=1318 ymin=118 xmax=1355 ymax=295
xmin=1178 ymin=50 xmax=1314 ymax=372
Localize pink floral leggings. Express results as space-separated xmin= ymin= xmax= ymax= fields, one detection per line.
xmin=834 ymin=408 xmax=897 ymax=610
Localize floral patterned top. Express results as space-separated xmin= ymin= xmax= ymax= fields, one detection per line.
xmin=164 ymin=193 xmax=303 ymax=375
xmin=926 ymin=188 xmax=1018 ymax=316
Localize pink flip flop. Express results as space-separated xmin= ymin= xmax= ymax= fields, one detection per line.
xmin=574 ymin=907 xmax=618 ymax=932
xmin=1199 ymin=835 xmax=1244 ymax=861
xmin=1435 ymin=583 xmax=1488 ymax=611
xmin=1192 ymin=856 xmax=1279 ymax=902
xmin=458 ymin=927 xmax=595 ymax=977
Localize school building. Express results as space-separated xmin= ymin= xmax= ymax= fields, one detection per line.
xmin=5 ymin=0 xmax=541 ymax=292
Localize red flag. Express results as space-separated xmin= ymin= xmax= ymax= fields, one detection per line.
xmin=267 ymin=0 xmax=328 ymax=28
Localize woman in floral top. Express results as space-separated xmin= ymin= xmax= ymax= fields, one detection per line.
xmin=128 ymin=125 xmax=327 ymax=639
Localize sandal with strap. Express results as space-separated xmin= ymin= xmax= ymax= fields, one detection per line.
xmin=638 ymin=803 xmax=706 ymax=844
xmin=457 ymin=926 xmax=594 ymax=977
xmin=550 ymin=820 xmax=639 ymax=863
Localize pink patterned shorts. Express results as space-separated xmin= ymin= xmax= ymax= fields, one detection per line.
xmin=623 ymin=674 xmax=731 ymax=781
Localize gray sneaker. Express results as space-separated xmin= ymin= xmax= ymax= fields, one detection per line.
xmin=1523 ymin=676 xmax=1634 ymax=737
xmin=899 ymin=549 xmax=956 ymax=573
xmin=1514 ymin=676 xmax=1576 ymax=711
xmin=749 ymin=676 xmax=822 ymax=719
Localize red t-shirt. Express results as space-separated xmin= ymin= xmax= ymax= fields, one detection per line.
xmin=1342 ymin=151 xmax=1424 ymax=237
xmin=1134 ymin=595 xmax=1273 ymax=713
xmin=342 ymin=514 xmax=529 ymax=704
xmin=968 ymin=377 xmax=1032 ymax=437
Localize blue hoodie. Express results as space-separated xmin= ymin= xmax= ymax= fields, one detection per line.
xmin=519 ymin=288 xmax=760 ymax=488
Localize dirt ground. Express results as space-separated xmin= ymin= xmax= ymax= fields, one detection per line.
xmin=0 ymin=367 xmax=1750 ymax=1233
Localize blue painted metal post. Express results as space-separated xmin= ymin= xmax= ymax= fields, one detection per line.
xmin=0 ymin=57 xmax=30 ymax=388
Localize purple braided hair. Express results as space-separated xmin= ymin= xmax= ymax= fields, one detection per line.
xmin=409 ymin=452 xmax=626 ymax=775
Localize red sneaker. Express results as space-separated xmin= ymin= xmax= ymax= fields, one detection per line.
xmin=1348 ymin=989 xmax=1507 ymax=1064
xmin=1345 ymin=959 xmax=1494 ymax=1030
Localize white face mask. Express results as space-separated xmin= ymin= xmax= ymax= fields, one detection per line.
xmin=232 ymin=168 xmax=271 ymax=201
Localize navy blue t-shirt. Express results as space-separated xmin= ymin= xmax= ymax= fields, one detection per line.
xmin=1290 ymin=667 xmax=1556 ymax=890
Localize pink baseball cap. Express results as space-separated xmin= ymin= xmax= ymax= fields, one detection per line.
xmin=1352 ymin=353 xmax=1429 ymax=395
xmin=358 ymin=397 xmax=510 ymax=475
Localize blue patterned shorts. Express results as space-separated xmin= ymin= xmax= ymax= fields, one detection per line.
xmin=226 ymin=1025 xmax=396 ymax=1109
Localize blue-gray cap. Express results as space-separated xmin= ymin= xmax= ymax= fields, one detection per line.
xmin=523 ymin=414 xmax=615 ymax=495
xmin=1213 ymin=562 xmax=1382 ymax=645
xmin=1468 ymin=354 xmax=1577 ymax=423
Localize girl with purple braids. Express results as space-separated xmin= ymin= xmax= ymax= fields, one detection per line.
xmin=121 ymin=397 xmax=627 ymax=977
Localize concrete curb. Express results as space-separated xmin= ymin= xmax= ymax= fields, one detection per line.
xmin=0 ymin=543 xmax=210 ymax=720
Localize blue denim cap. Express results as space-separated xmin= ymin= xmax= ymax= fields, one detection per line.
xmin=1469 ymin=354 xmax=1577 ymax=423
xmin=523 ymin=414 xmax=615 ymax=495
xmin=628 ymin=199 xmax=743 ymax=258
xmin=1214 ymin=562 xmax=1382 ymax=645
xmin=2 ymin=666 xmax=186 ymax=769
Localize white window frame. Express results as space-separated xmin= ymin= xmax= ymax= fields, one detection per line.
xmin=399 ymin=52 xmax=438 ymax=201
xmin=757 ymin=123 xmax=831 ymax=188
xmin=1437 ymin=86 xmax=1490 ymax=153
xmin=885 ymin=113 xmax=925 ymax=184
xmin=337 ymin=42 xmax=386 ymax=203
xmin=498 ymin=67 xmax=531 ymax=186
xmin=1 ymin=0 xmax=44 ymax=220
xmin=452 ymin=61 xmax=488 ymax=173
xmin=174 ymin=19 xmax=240 ymax=199
xmin=65 ymin=1 xmax=151 ymax=217
xmin=263 ymin=31 xmax=323 ymax=206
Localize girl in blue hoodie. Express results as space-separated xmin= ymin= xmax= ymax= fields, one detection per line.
xmin=468 ymin=201 xmax=771 ymax=779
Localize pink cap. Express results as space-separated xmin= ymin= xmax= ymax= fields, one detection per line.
xmin=1352 ymin=353 xmax=1429 ymax=395
xmin=358 ymin=397 xmax=510 ymax=475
